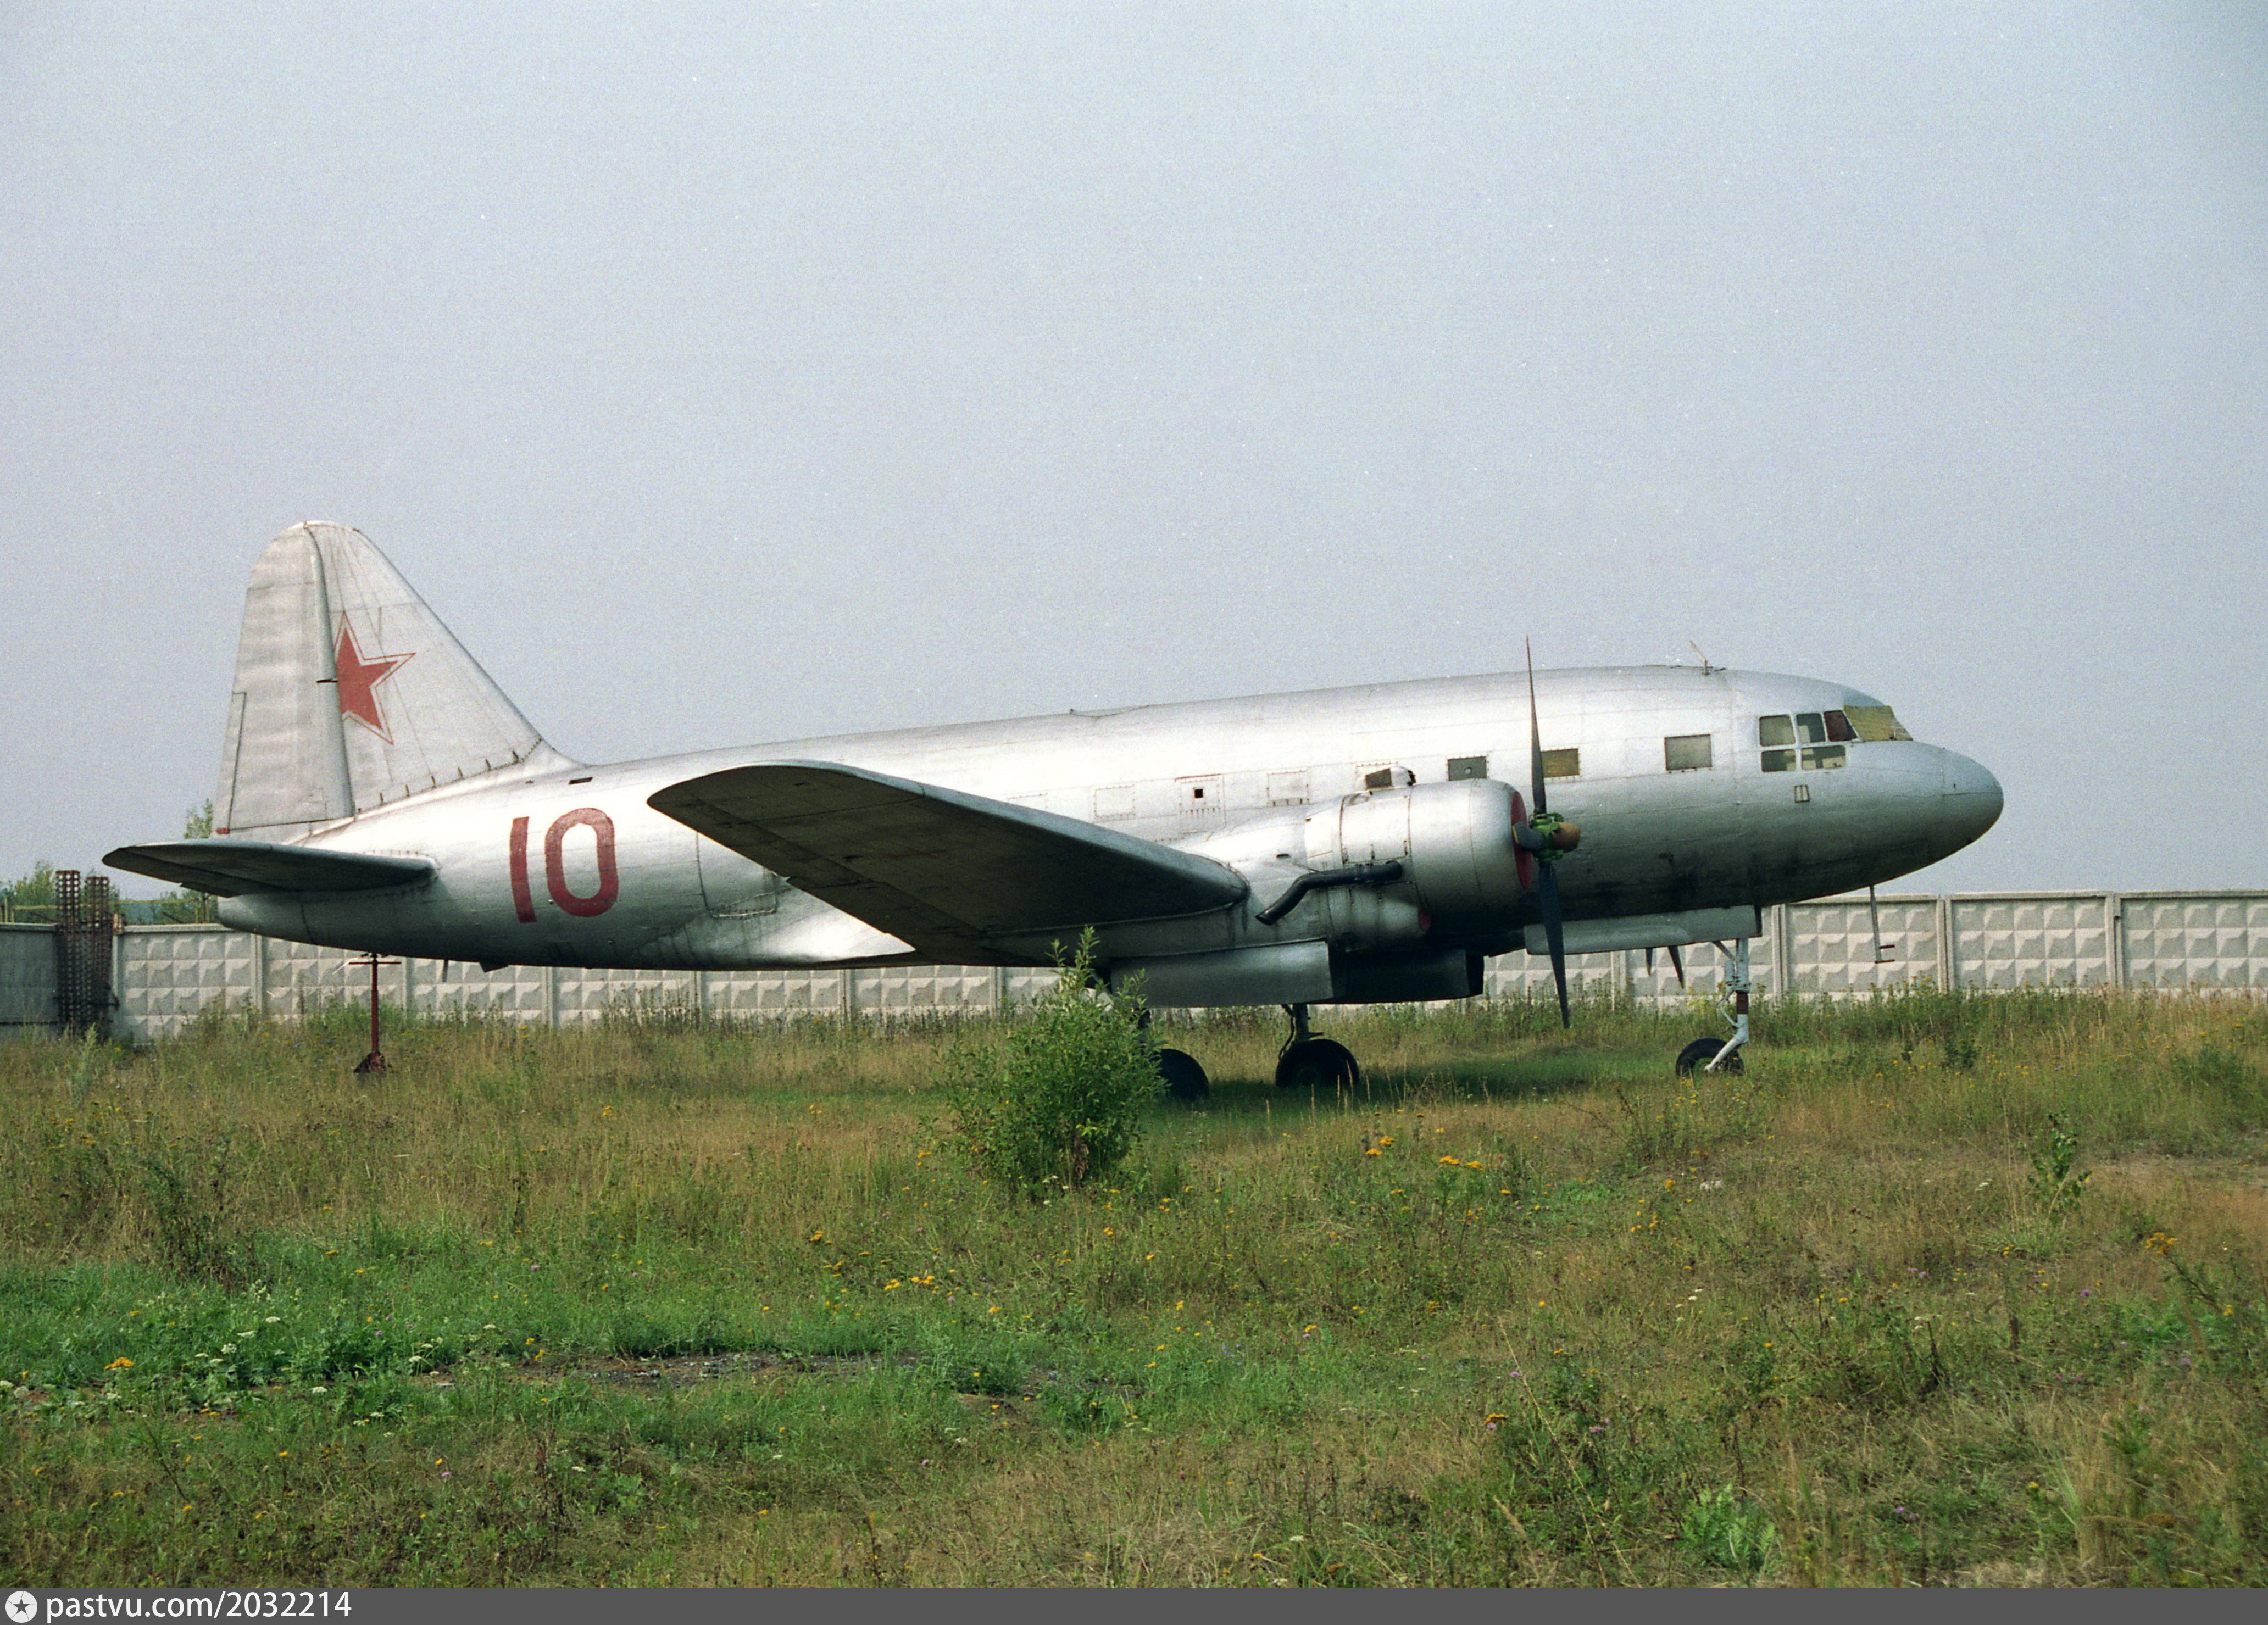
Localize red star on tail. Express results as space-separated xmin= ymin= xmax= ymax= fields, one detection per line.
xmin=333 ymin=618 xmax=413 ymax=742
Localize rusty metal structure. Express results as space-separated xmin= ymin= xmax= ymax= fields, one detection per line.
xmin=51 ymin=869 xmax=114 ymax=1036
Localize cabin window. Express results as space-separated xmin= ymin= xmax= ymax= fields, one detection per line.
xmin=1447 ymin=755 xmax=1489 ymax=782
xmin=1803 ymin=745 xmax=1847 ymax=770
xmin=1759 ymin=715 xmax=1796 ymax=747
xmin=1540 ymin=748 xmax=1581 ymax=780
xmin=1664 ymin=734 xmax=1713 ymax=772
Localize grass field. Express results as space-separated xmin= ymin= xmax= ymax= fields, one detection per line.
xmin=1 ymin=984 xmax=2263 ymax=1587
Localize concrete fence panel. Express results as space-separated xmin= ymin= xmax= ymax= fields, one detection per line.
xmin=2122 ymin=893 xmax=2268 ymax=990
xmin=10 ymin=889 xmax=2260 ymax=1043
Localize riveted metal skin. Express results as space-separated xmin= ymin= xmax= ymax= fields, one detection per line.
xmin=106 ymin=525 xmax=2005 ymax=1006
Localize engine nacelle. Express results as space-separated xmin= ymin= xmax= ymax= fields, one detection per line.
xmin=1299 ymin=780 xmax=1528 ymax=947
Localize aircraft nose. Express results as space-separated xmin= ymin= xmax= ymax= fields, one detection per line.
xmin=1938 ymin=750 xmax=2003 ymax=850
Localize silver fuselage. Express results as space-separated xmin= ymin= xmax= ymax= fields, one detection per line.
xmin=218 ymin=664 xmax=2001 ymax=974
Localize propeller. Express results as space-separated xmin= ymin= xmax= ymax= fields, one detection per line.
xmin=1648 ymin=944 xmax=1687 ymax=988
xmin=1517 ymin=638 xmax=1582 ymax=1027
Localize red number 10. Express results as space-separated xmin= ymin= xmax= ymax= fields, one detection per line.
xmin=510 ymin=808 xmax=619 ymax=922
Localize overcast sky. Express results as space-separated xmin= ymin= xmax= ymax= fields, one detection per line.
xmin=3 ymin=3 xmax=2263 ymax=897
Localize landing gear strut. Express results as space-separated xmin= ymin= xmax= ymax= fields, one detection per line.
xmin=1275 ymin=1003 xmax=1360 ymax=1091
xmin=1674 ymin=936 xmax=1751 ymax=1076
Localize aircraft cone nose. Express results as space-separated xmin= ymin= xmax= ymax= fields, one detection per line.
xmin=1939 ymin=751 xmax=2004 ymax=850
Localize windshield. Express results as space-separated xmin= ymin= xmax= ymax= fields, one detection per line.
xmin=1840 ymin=705 xmax=1913 ymax=742
xmin=1755 ymin=704 xmax=1912 ymax=773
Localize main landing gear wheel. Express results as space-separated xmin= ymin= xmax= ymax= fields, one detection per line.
xmin=1276 ymin=1038 xmax=1360 ymax=1092
xmin=1675 ymin=1037 xmax=1742 ymax=1076
xmin=1157 ymin=1047 xmax=1210 ymax=1102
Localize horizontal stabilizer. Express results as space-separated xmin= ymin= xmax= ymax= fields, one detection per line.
xmin=650 ymin=761 xmax=1248 ymax=959
xmin=103 ymin=839 xmax=434 ymax=898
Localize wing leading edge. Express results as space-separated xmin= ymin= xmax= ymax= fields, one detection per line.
xmin=649 ymin=761 xmax=1248 ymax=960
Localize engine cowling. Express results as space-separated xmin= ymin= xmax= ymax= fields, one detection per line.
xmin=1300 ymin=780 xmax=1530 ymax=947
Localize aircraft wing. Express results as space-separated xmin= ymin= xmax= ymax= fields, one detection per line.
xmin=649 ymin=761 xmax=1248 ymax=960
xmin=103 ymin=839 xmax=435 ymax=897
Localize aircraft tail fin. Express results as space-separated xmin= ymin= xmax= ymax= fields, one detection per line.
xmin=215 ymin=522 xmax=567 ymax=837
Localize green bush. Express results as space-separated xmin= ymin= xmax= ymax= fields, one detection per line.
xmin=940 ymin=931 xmax=1158 ymax=1198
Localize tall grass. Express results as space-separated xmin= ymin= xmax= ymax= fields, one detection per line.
xmin=0 ymin=987 xmax=2260 ymax=1585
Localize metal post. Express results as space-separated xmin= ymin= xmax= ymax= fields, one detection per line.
xmin=1867 ymin=884 xmax=1897 ymax=968
xmin=2105 ymin=893 xmax=2125 ymax=989
xmin=352 ymin=953 xmax=399 ymax=1073
xmin=1777 ymin=902 xmax=1794 ymax=996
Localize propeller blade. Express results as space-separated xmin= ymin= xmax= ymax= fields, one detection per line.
xmin=1667 ymin=942 xmax=1686 ymax=989
xmin=1539 ymin=862 xmax=1569 ymax=1028
xmin=1525 ymin=637 xmax=1547 ymax=817
xmin=1645 ymin=947 xmax=1655 ymax=976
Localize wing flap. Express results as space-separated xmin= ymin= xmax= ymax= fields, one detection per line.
xmin=649 ymin=761 xmax=1247 ymax=958
xmin=104 ymin=839 xmax=434 ymax=897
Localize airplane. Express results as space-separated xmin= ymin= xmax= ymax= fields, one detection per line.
xmin=107 ymin=522 xmax=2002 ymax=1098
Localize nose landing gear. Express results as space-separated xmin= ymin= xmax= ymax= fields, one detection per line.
xmin=1275 ymin=1002 xmax=1361 ymax=1091
xmin=1674 ymin=936 xmax=1753 ymax=1076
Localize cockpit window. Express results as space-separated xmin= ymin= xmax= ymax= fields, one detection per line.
xmin=1842 ymin=704 xmax=1913 ymax=742
xmin=1758 ymin=712 xmax=1850 ymax=773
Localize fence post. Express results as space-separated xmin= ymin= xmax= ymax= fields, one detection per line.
xmin=2105 ymin=893 xmax=2125 ymax=989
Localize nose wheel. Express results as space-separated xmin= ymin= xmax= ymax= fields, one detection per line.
xmin=1675 ymin=1037 xmax=1742 ymax=1076
xmin=1674 ymin=936 xmax=1753 ymax=1076
xmin=1274 ymin=1003 xmax=1362 ymax=1090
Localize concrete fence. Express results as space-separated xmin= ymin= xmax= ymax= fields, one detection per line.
xmin=1 ymin=892 xmax=2263 ymax=1044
